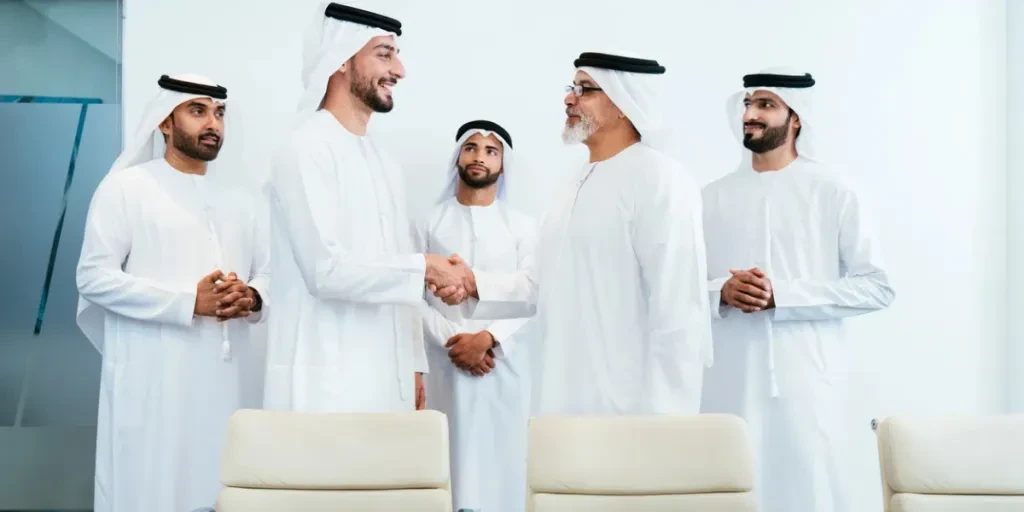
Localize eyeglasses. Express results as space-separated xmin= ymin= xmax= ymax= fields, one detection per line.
xmin=565 ymin=84 xmax=603 ymax=97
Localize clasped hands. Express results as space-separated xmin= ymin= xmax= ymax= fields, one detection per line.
xmin=721 ymin=267 xmax=775 ymax=313
xmin=424 ymin=253 xmax=475 ymax=306
xmin=194 ymin=270 xmax=259 ymax=322
xmin=446 ymin=330 xmax=496 ymax=376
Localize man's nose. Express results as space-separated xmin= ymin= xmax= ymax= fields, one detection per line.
xmin=392 ymin=55 xmax=406 ymax=79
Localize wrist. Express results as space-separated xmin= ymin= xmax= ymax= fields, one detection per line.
xmin=250 ymin=288 xmax=263 ymax=312
xmin=467 ymin=271 xmax=479 ymax=299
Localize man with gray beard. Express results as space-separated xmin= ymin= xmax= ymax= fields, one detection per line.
xmin=435 ymin=51 xmax=712 ymax=416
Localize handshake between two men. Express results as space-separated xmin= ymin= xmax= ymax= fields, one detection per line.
xmin=423 ymin=253 xmax=498 ymax=377
xmin=424 ymin=253 xmax=477 ymax=306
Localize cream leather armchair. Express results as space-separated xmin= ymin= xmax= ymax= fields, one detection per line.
xmin=216 ymin=409 xmax=452 ymax=512
xmin=875 ymin=415 xmax=1024 ymax=512
xmin=526 ymin=413 xmax=757 ymax=511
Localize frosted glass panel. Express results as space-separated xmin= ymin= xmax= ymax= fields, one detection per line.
xmin=0 ymin=1 xmax=121 ymax=509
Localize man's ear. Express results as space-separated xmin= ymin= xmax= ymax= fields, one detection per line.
xmin=339 ymin=55 xmax=355 ymax=74
xmin=158 ymin=114 xmax=173 ymax=140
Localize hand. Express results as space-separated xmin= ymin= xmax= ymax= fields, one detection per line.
xmin=468 ymin=351 xmax=496 ymax=377
xmin=425 ymin=253 xmax=475 ymax=305
xmin=436 ymin=254 xmax=477 ymax=304
xmin=446 ymin=330 xmax=494 ymax=370
xmin=194 ymin=270 xmax=226 ymax=317
xmin=415 ymin=372 xmax=426 ymax=410
xmin=721 ymin=267 xmax=774 ymax=313
xmin=214 ymin=272 xmax=255 ymax=322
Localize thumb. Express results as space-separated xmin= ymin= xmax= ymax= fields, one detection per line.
xmin=729 ymin=268 xmax=740 ymax=275
xmin=445 ymin=334 xmax=462 ymax=348
xmin=206 ymin=269 xmax=224 ymax=282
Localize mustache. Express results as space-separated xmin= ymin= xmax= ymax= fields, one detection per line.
xmin=566 ymin=107 xmax=582 ymax=117
xmin=198 ymin=131 xmax=220 ymax=143
xmin=744 ymin=121 xmax=766 ymax=129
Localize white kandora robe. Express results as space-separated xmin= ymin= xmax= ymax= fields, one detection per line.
xmin=76 ymin=158 xmax=270 ymax=512
xmin=700 ymin=156 xmax=894 ymax=512
xmin=467 ymin=143 xmax=711 ymax=415
xmin=415 ymin=197 xmax=536 ymax=512
xmin=264 ymin=110 xmax=427 ymax=413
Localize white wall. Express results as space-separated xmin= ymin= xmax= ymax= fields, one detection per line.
xmin=1009 ymin=0 xmax=1024 ymax=413
xmin=123 ymin=0 xmax=1010 ymax=510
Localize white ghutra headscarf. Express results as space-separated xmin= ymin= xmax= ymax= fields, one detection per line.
xmin=725 ymin=66 xmax=820 ymax=165
xmin=573 ymin=50 xmax=667 ymax=138
xmin=435 ymin=120 xmax=515 ymax=205
xmin=297 ymin=1 xmax=403 ymax=117
xmin=77 ymin=73 xmax=230 ymax=355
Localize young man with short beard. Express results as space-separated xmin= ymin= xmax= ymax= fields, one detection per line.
xmin=413 ymin=120 xmax=536 ymax=512
xmin=76 ymin=73 xmax=269 ymax=512
xmin=264 ymin=2 xmax=471 ymax=413
xmin=700 ymin=68 xmax=895 ymax=512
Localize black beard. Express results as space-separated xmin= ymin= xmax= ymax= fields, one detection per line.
xmin=172 ymin=123 xmax=221 ymax=161
xmin=457 ymin=164 xmax=500 ymax=189
xmin=350 ymin=66 xmax=393 ymax=113
xmin=742 ymin=111 xmax=793 ymax=154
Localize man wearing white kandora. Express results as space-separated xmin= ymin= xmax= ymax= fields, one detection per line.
xmin=700 ymin=69 xmax=895 ymax=512
xmin=436 ymin=52 xmax=712 ymax=416
xmin=415 ymin=119 xmax=536 ymax=512
xmin=265 ymin=2 xmax=471 ymax=413
xmin=76 ymin=74 xmax=269 ymax=512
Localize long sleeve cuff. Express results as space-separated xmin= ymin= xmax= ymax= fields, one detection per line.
xmin=413 ymin=359 xmax=429 ymax=373
xmin=244 ymin=285 xmax=269 ymax=324
xmin=708 ymin=277 xmax=729 ymax=320
xmin=400 ymin=254 xmax=429 ymax=303
xmin=485 ymin=318 xmax=526 ymax=359
xmin=463 ymin=271 xmax=536 ymax=320
xmin=175 ymin=287 xmax=198 ymax=328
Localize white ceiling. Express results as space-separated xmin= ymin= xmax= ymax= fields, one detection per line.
xmin=22 ymin=0 xmax=120 ymax=63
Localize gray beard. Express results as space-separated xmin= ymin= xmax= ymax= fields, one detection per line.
xmin=562 ymin=116 xmax=597 ymax=144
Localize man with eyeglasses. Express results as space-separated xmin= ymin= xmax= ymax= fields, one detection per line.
xmin=435 ymin=51 xmax=711 ymax=417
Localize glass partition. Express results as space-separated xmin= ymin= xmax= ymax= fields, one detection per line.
xmin=0 ymin=1 xmax=122 ymax=509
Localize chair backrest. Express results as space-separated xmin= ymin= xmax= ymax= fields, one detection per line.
xmin=216 ymin=409 xmax=452 ymax=512
xmin=876 ymin=415 xmax=1024 ymax=512
xmin=526 ymin=413 xmax=758 ymax=512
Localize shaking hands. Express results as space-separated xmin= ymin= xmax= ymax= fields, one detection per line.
xmin=424 ymin=253 xmax=476 ymax=305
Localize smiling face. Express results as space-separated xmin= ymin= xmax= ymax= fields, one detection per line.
xmin=342 ymin=35 xmax=405 ymax=113
xmin=741 ymin=90 xmax=800 ymax=153
xmin=159 ymin=97 xmax=225 ymax=162
xmin=456 ymin=132 xmax=504 ymax=189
